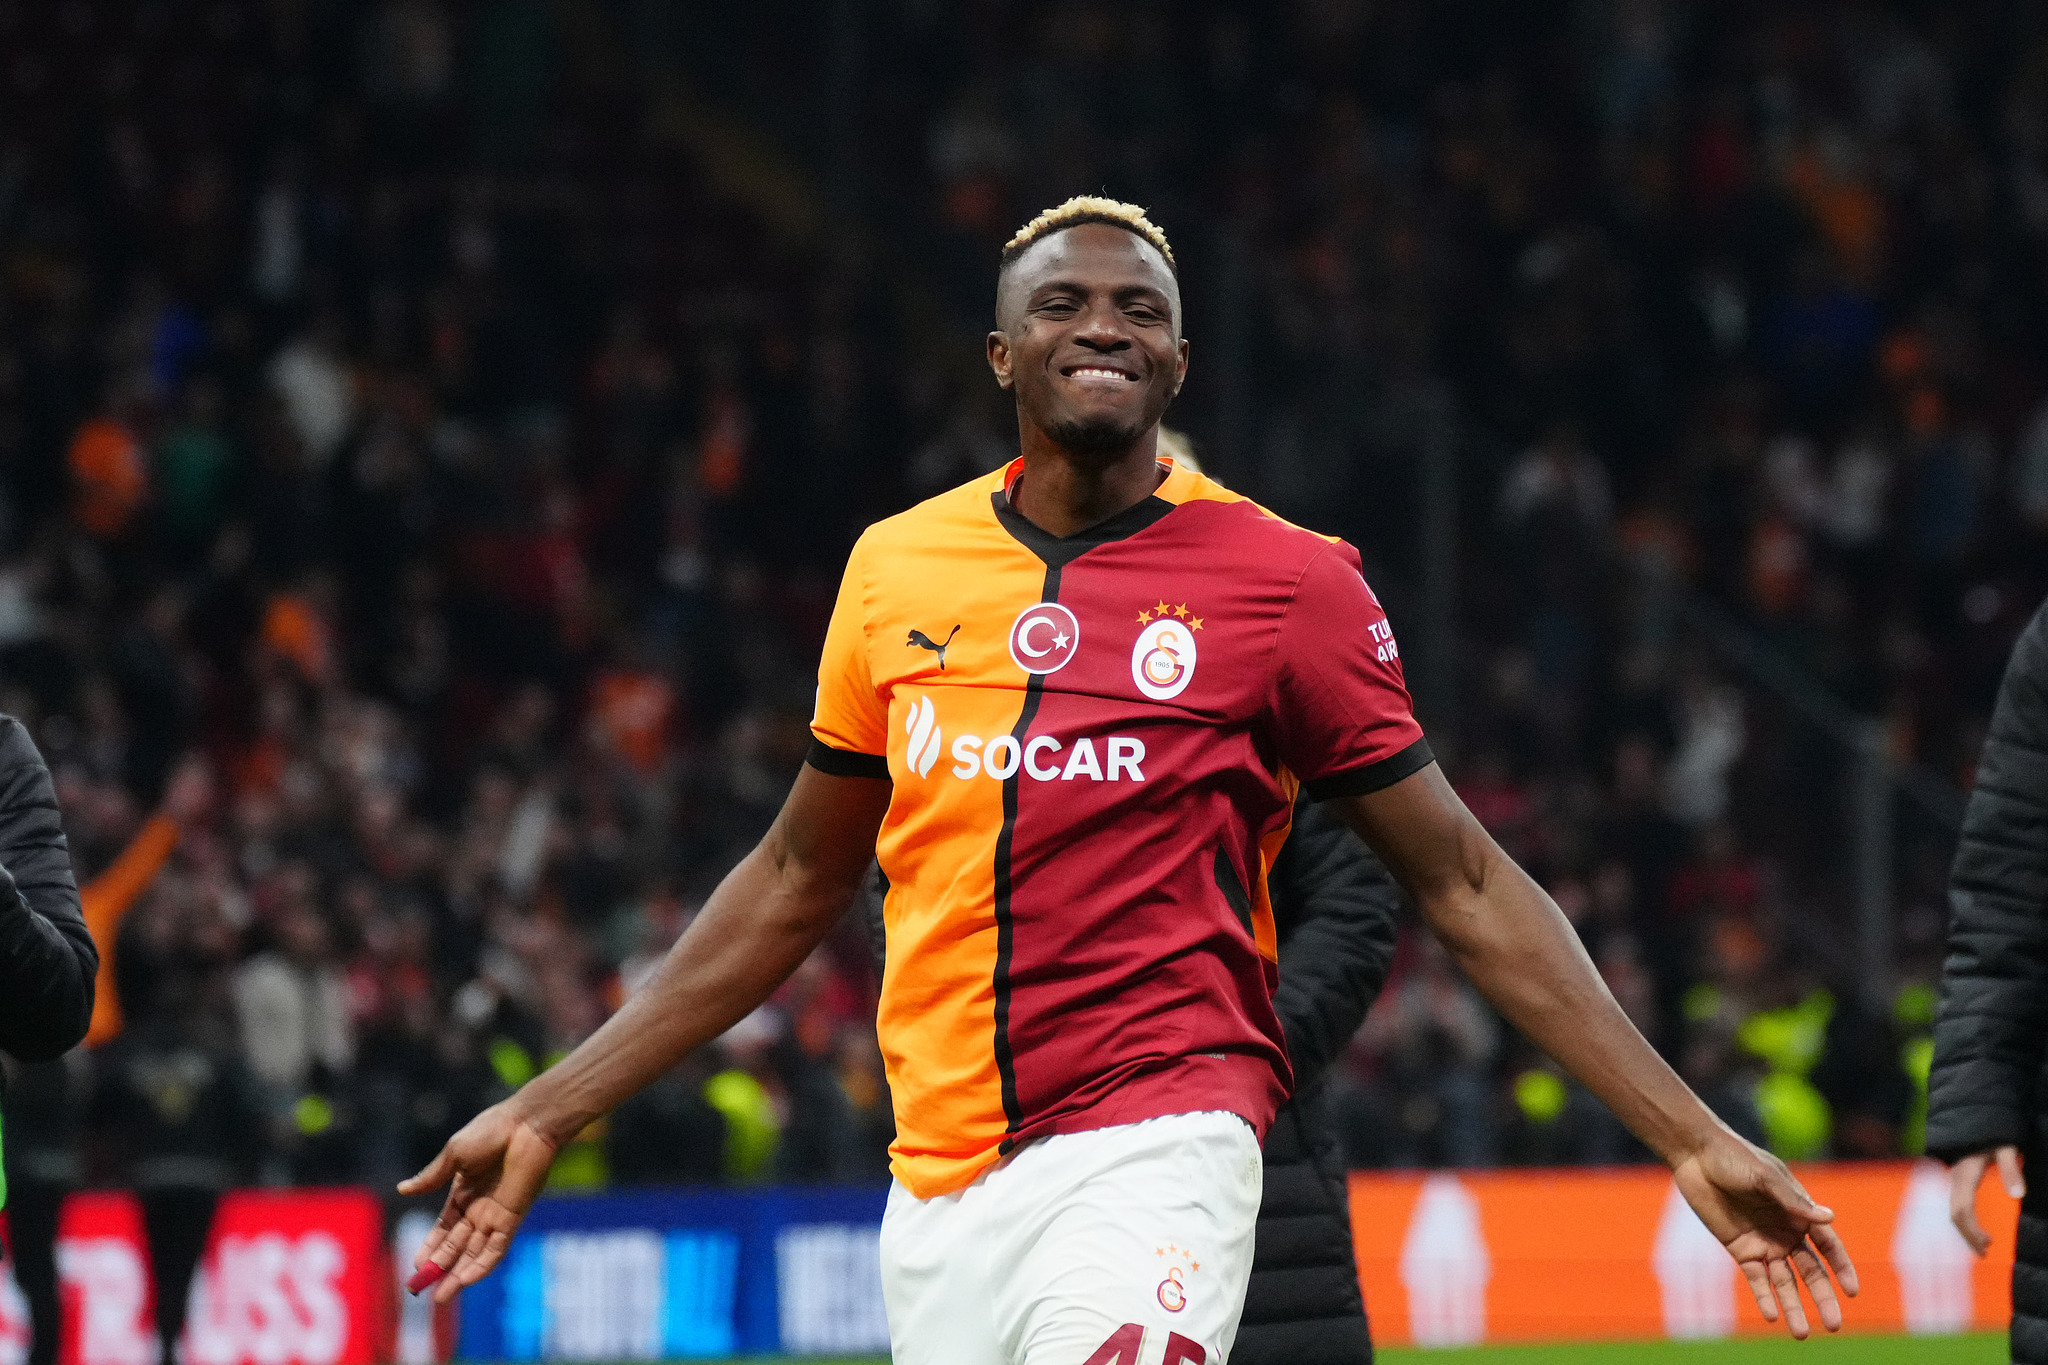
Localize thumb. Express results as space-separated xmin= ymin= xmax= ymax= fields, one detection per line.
xmin=1997 ymin=1146 xmax=2027 ymax=1200
xmin=1951 ymin=1154 xmax=1993 ymax=1256
xmin=1770 ymin=1167 xmax=1831 ymax=1223
xmin=398 ymin=1146 xmax=457 ymax=1197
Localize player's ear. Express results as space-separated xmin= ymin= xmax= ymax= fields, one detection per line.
xmin=1172 ymin=336 xmax=1189 ymax=398
xmin=987 ymin=331 xmax=1015 ymax=390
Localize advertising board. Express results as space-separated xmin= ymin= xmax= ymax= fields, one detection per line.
xmin=0 ymin=1188 xmax=386 ymax=1365
xmin=1349 ymin=1161 xmax=2020 ymax=1346
xmin=1 ymin=1162 xmax=2019 ymax=1359
xmin=452 ymin=1186 xmax=888 ymax=1360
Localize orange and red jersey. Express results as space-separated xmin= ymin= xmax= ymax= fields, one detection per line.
xmin=811 ymin=458 xmax=1428 ymax=1197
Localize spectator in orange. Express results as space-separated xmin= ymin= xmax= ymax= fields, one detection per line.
xmin=587 ymin=660 xmax=676 ymax=776
xmin=68 ymin=413 xmax=148 ymax=540
xmin=261 ymin=583 xmax=338 ymax=689
xmin=82 ymin=757 xmax=213 ymax=1047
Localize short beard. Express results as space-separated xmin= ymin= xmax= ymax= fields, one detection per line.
xmin=1043 ymin=380 xmax=1176 ymax=466
xmin=1045 ymin=412 xmax=1147 ymax=465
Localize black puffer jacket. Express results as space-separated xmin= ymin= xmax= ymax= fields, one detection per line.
xmin=1929 ymin=597 xmax=2048 ymax=1364
xmin=0 ymin=716 xmax=93 ymax=1064
xmin=1234 ymin=796 xmax=1400 ymax=1365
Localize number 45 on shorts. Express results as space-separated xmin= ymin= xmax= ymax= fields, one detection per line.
xmin=1081 ymin=1324 xmax=1207 ymax=1364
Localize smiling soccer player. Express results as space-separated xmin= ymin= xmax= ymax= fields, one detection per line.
xmin=401 ymin=196 xmax=1858 ymax=1364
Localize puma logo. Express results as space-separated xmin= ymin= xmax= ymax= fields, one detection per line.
xmin=907 ymin=625 xmax=961 ymax=671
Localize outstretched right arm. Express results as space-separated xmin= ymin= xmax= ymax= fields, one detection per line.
xmin=399 ymin=762 xmax=891 ymax=1302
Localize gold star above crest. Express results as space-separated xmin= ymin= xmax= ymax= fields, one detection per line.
xmin=1189 ymin=616 xmax=1204 ymax=631
xmin=1173 ymin=604 xmax=1189 ymax=619
xmin=1156 ymin=599 xmax=1171 ymax=615
xmin=1137 ymin=609 xmax=1152 ymax=624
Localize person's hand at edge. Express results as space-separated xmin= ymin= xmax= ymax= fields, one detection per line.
xmin=1672 ymin=1128 xmax=1860 ymax=1340
xmin=397 ymin=1099 xmax=561 ymax=1305
xmin=1950 ymin=1145 xmax=2025 ymax=1256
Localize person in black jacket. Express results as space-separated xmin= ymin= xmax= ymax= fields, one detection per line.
xmin=0 ymin=715 xmax=95 ymax=1074
xmin=0 ymin=714 xmax=93 ymax=1365
xmin=1930 ymin=596 xmax=2048 ymax=1364
xmin=861 ymin=792 xmax=1400 ymax=1363
xmin=1234 ymin=794 xmax=1400 ymax=1365
xmin=89 ymin=965 xmax=266 ymax=1365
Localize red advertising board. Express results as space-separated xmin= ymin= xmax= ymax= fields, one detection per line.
xmin=0 ymin=1189 xmax=387 ymax=1365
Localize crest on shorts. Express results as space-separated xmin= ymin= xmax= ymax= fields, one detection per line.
xmin=1153 ymin=1244 xmax=1201 ymax=1313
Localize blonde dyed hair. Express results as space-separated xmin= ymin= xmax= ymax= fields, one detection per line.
xmin=1000 ymin=195 xmax=1176 ymax=273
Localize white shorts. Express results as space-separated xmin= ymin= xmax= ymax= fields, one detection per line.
xmin=880 ymin=1111 xmax=1263 ymax=1365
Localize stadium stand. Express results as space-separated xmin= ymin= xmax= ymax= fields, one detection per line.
xmin=0 ymin=0 xmax=2042 ymax=1187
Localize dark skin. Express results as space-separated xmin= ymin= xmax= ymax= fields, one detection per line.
xmin=402 ymin=221 xmax=1857 ymax=1336
xmin=988 ymin=222 xmax=1188 ymax=534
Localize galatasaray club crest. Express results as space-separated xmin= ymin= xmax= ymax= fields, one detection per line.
xmin=1153 ymin=1243 xmax=1202 ymax=1313
xmin=1131 ymin=601 xmax=1201 ymax=701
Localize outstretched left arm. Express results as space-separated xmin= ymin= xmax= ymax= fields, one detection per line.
xmin=1329 ymin=762 xmax=1860 ymax=1338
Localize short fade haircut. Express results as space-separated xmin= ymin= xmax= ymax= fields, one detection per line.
xmin=1000 ymin=195 xmax=1176 ymax=275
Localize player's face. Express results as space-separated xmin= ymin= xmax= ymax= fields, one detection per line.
xmin=989 ymin=224 xmax=1189 ymax=465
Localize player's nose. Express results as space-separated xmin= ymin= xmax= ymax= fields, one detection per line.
xmin=1072 ymin=308 xmax=1132 ymax=349
xmin=1071 ymin=332 xmax=1133 ymax=360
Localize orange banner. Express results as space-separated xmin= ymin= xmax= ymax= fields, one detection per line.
xmin=1349 ymin=1161 xmax=2018 ymax=1346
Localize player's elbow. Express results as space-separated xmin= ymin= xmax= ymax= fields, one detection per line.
xmin=1417 ymin=834 xmax=1499 ymax=916
xmin=1419 ymin=885 xmax=1495 ymax=963
xmin=1414 ymin=837 xmax=1506 ymax=959
xmin=757 ymin=826 xmax=866 ymax=933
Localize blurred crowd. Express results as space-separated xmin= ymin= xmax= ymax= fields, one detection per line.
xmin=2 ymin=0 xmax=2045 ymax=1187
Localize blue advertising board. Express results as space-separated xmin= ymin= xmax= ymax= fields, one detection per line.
xmin=454 ymin=1187 xmax=890 ymax=1360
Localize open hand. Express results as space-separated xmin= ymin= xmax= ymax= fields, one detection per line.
xmin=1949 ymin=1146 xmax=2024 ymax=1255
xmin=1672 ymin=1131 xmax=1859 ymax=1339
xmin=397 ymin=1101 xmax=560 ymax=1305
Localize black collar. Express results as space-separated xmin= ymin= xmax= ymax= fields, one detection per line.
xmin=991 ymin=485 xmax=1176 ymax=569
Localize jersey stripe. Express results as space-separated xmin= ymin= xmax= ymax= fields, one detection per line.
xmin=991 ymin=562 xmax=1059 ymax=1145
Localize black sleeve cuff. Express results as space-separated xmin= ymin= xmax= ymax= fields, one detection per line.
xmin=806 ymin=738 xmax=891 ymax=780
xmin=1303 ymin=736 xmax=1435 ymax=801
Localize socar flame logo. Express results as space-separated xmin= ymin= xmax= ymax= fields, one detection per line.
xmin=904 ymin=696 xmax=942 ymax=778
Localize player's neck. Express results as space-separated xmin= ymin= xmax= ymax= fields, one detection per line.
xmin=1010 ymin=430 xmax=1166 ymax=538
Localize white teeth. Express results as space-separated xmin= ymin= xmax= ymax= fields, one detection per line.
xmin=1070 ymin=367 xmax=1131 ymax=380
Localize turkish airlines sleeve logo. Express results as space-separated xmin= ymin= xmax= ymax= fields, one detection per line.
xmin=1007 ymin=603 xmax=1080 ymax=675
xmin=903 ymin=695 xmax=943 ymax=777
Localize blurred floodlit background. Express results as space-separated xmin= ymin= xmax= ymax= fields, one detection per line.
xmin=0 ymin=1 xmax=2042 ymax=1359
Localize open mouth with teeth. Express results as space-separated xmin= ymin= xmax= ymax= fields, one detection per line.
xmin=1061 ymin=363 xmax=1140 ymax=383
